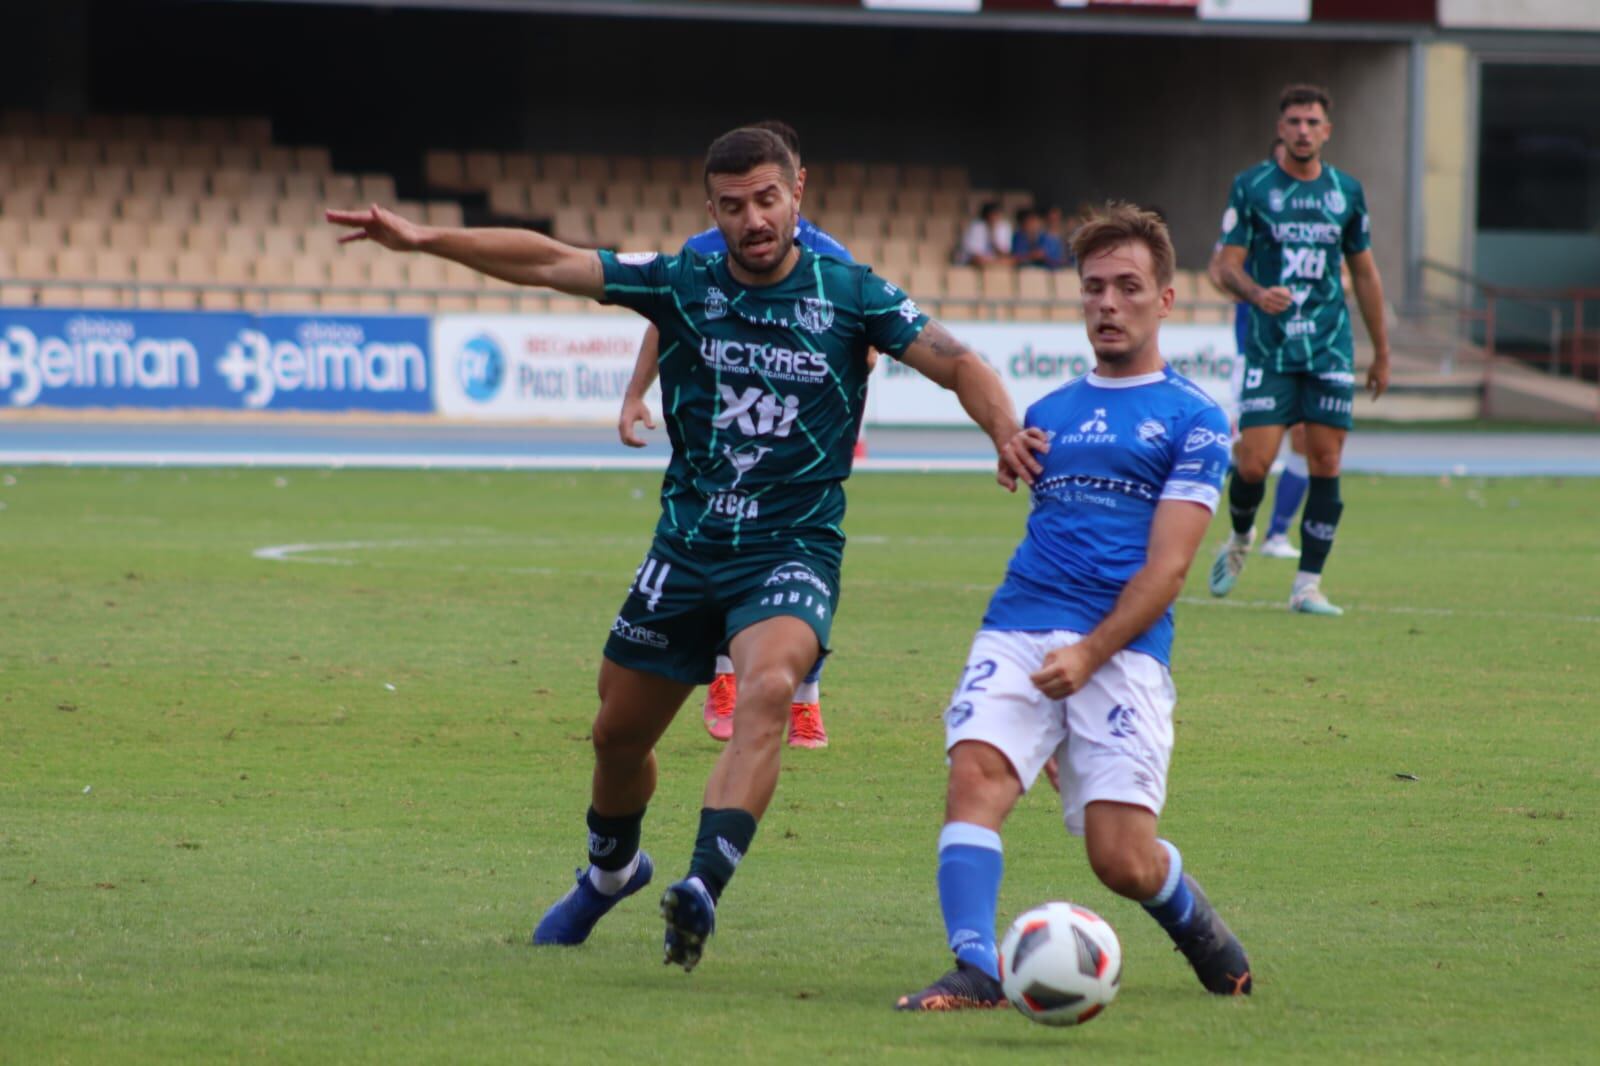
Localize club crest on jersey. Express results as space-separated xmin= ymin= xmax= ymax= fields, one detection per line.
xmin=795 ymin=297 xmax=836 ymax=334
xmin=1137 ymin=419 xmax=1166 ymax=444
xmin=705 ymin=286 xmax=728 ymax=320
xmin=1268 ymin=188 xmax=1286 ymax=214
xmin=1325 ymin=189 xmax=1347 ymax=214
xmin=1058 ymin=406 xmax=1116 ymax=445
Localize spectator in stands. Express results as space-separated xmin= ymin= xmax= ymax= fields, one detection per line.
xmin=1010 ymin=207 xmax=1066 ymax=270
xmin=957 ymin=201 xmax=1013 ymax=267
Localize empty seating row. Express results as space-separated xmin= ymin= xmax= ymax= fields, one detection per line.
xmin=0 ymin=168 xmax=395 ymax=207
xmin=1 ymin=110 xmax=274 ymax=145
xmin=425 ymin=149 xmax=973 ymax=195
xmin=0 ymin=137 xmax=332 ymax=172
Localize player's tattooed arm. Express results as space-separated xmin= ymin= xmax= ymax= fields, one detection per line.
xmin=898 ymin=321 xmax=1037 ymax=490
xmin=1214 ymin=245 xmax=1291 ymax=315
xmin=326 ymin=204 xmax=606 ymax=299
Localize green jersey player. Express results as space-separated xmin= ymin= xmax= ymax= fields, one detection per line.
xmin=328 ymin=126 xmax=1025 ymax=973
xmin=1210 ymin=84 xmax=1392 ymax=616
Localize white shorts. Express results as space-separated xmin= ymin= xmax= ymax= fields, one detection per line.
xmin=943 ymin=629 xmax=1176 ymax=836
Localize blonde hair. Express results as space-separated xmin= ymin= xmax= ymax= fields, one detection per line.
xmin=1071 ymin=202 xmax=1175 ymax=287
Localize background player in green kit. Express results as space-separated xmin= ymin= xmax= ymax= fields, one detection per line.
xmin=328 ymin=127 xmax=1025 ymax=972
xmin=1209 ymin=84 xmax=1392 ymax=616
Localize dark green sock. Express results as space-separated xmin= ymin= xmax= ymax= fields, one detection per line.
xmin=688 ymin=807 xmax=758 ymax=902
xmin=586 ymin=806 xmax=645 ymax=872
xmin=1228 ymin=472 xmax=1266 ymax=536
xmin=1298 ymin=475 xmax=1344 ymax=575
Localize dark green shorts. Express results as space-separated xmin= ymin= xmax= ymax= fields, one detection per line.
xmin=1237 ymin=363 xmax=1356 ymax=430
xmin=602 ymin=535 xmax=842 ymax=685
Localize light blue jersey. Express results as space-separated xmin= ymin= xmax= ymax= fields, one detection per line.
xmin=682 ymin=217 xmax=854 ymax=262
xmin=981 ymin=367 xmax=1232 ymax=665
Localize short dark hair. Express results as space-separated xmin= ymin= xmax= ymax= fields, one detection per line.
xmin=1071 ymin=202 xmax=1175 ymax=287
xmin=979 ymin=200 xmax=1003 ymax=221
xmin=750 ymin=119 xmax=801 ymax=163
xmin=1279 ymin=83 xmax=1332 ymax=114
xmin=704 ymin=127 xmax=796 ymax=192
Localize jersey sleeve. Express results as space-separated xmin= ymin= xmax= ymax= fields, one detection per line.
xmin=802 ymin=224 xmax=855 ymax=264
xmin=680 ymin=227 xmax=724 ymax=256
xmin=1342 ymin=181 xmax=1372 ymax=257
xmin=1219 ymin=174 xmax=1252 ymax=249
xmin=858 ymin=269 xmax=929 ymax=357
xmin=1160 ymin=403 xmax=1232 ymax=512
xmin=598 ymin=249 xmax=681 ymax=321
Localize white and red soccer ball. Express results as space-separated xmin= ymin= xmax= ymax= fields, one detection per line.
xmin=998 ymin=902 xmax=1122 ymax=1026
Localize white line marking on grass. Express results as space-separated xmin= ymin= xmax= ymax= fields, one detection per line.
xmin=1 ymin=451 xmax=1003 ymax=473
xmin=1175 ymin=595 xmax=1598 ymax=625
xmin=252 ymin=540 xmax=1598 ymax=626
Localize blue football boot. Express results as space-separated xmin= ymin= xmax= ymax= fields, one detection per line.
xmin=660 ymin=877 xmax=717 ymax=972
xmin=532 ymin=852 xmax=654 ymax=946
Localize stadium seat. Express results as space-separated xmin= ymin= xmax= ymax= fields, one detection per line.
xmin=24 ymin=219 xmax=65 ymax=248
xmin=463 ymin=150 xmax=502 ymax=191
xmin=944 ymin=266 xmax=981 ymax=314
xmin=1014 ymin=270 xmax=1052 ymax=322
xmin=217 ymin=145 xmax=257 ymax=171
xmin=66 ymin=218 xmax=107 ymax=248
xmin=575 ymin=155 xmax=611 ymax=183
xmin=553 ymin=207 xmax=594 ymax=246
xmin=540 ymin=153 xmax=579 ymax=183
xmin=294 ymin=146 xmax=332 ymax=173
xmin=424 ymin=201 xmax=464 ymax=227
xmin=647 ymin=156 xmax=689 ymax=184
xmin=359 ymin=174 xmax=397 ymax=203
xmin=502 ymin=152 xmax=538 ymax=181
xmin=258 ymin=146 xmax=295 ymax=171
xmin=424 ymin=150 xmax=465 ymax=190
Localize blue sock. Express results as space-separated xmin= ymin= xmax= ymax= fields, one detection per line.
xmin=802 ymin=654 xmax=825 ymax=686
xmin=1141 ymin=839 xmax=1197 ymax=937
xmin=936 ymin=822 xmax=1003 ymax=980
xmin=1267 ymin=466 xmax=1309 ymax=538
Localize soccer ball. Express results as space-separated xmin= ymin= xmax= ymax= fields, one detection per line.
xmin=998 ymin=902 xmax=1122 ymax=1026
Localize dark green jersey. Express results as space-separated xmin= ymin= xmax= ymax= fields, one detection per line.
xmin=600 ymin=246 xmax=929 ymax=556
xmin=1220 ymin=160 xmax=1371 ymax=372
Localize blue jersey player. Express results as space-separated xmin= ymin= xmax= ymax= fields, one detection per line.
xmin=898 ymin=204 xmax=1253 ymax=1012
xmin=618 ymin=120 xmax=850 ymax=750
xmin=332 ymin=127 xmax=1026 ymax=973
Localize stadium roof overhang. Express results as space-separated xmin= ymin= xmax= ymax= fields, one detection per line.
xmin=203 ymin=0 xmax=1436 ymax=43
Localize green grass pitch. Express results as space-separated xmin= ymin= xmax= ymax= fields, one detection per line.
xmin=2 ymin=466 xmax=1595 ymax=1063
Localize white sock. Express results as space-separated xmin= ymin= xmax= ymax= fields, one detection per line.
xmin=792 ymin=680 xmax=820 ymax=704
xmin=588 ymin=851 xmax=641 ymax=895
xmin=715 ymin=655 xmax=734 ymax=675
xmin=1293 ymin=571 xmax=1320 ymax=595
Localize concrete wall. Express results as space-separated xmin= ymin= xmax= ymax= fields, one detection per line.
xmin=1441 ymin=0 xmax=1600 ymax=31
xmin=1421 ymin=42 xmax=1473 ymax=301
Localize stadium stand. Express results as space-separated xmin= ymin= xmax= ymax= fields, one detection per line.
xmin=0 ymin=111 xmax=1231 ymax=320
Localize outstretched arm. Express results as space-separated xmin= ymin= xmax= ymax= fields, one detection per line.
xmin=896 ymin=320 xmax=1037 ymax=490
xmin=618 ymin=325 xmax=662 ymax=448
xmin=1030 ymin=499 xmax=1212 ymax=699
xmin=1346 ymin=249 xmax=1391 ymax=400
xmin=326 ymin=204 xmax=605 ymax=300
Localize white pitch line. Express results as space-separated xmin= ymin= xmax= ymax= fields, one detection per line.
xmin=0 ymin=450 xmax=999 ymax=473
xmin=249 ymin=538 xmax=1599 ymax=626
